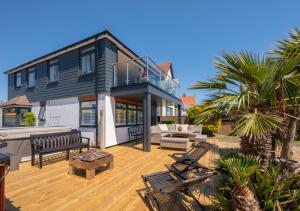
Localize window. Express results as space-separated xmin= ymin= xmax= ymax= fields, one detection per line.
xmin=115 ymin=103 xmax=143 ymax=126
xmin=48 ymin=59 xmax=59 ymax=82
xmin=80 ymin=101 xmax=96 ymax=126
xmin=127 ymin=105 xmax=136 ymax=125
xmin=166 ymin=106 xmax=173 ymax=116
xmin=38 ymin=106 xmax=46 ymax=121
xmin=115 ymin=103 xmax=127 ymax=126
xmin=15 ymin=72 xmax=22 ymax=87
xmin=27 ymin=67 xmax=35 ymax=87
xmin=137 ymin=106 xmax=143 ymax=124
xmin=3 ymin=108 xmax=17 ymax=126
xmin=80 ymin=46 xmax=95 ymax=74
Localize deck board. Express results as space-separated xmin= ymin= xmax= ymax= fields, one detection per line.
xmin=5 ymin=138 xmax=218 ymax=211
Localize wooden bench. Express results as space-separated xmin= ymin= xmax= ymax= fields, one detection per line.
xmin=30 ymin=131 xmax=90 ymax=168
xmin=128 ymin=126 xmax=143 ymax=142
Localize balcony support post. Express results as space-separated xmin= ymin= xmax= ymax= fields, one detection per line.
xmin=143 ymin=92 xmax=151 ymax=152
xmin=177 ymin=104 xmax=182 ymax=124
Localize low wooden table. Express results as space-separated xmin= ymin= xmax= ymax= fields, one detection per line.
xmin=69 ymin=150 xmax=113 ymax=180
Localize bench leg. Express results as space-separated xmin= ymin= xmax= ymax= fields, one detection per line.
xmin=79 ymin=148 xmax=82 ymax=153
xmin=69 ymin=166 xmax=75 ymax=175
xmin=31 ymin=152 xmax=35 ymax=166
xmin=39 ymin=154 xmax=43 ymax=169
xmin=86 ymin=169 xmax=95 ymax=180
xmin=66 ymin=150 xmax=70 ymax=160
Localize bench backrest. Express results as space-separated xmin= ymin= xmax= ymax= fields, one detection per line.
xmin=30 ymin=131 xmax=82 ymax=150
xmin=128 ymin=126 xmax=143 ymax=136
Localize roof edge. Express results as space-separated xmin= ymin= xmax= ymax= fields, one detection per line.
xmin=4 ymin=29 xmax=141 ymax=75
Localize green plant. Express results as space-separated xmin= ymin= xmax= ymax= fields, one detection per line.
xmin=190 ymin=49 xmax=300 ymax=160
xmin=23 ymin=112 xmax=36 ymax=127
xmin=214 ymin=153 xmax=300 ymax=210
xmin=187 ymin=105 xmax=221 ymax=136
xmin=202 ymin=119 xmax=221 ymax=137
xmin=215 ymin=153 xmax=261 ymax=210
xmin=161 ymin=120 xmax=176 ymax=124
xmin=254 ymin=165 xmax=300 ymax=210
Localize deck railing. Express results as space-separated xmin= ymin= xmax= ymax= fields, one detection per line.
xmin=113 ymin=57 xmax=180 ymax=98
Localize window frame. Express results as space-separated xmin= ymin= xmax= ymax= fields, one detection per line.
xmin=115 ymin=102 xmax=143 ymax=127
xmin=38 ymin=105 xmax=46 ymax=121
xmin=79 ymin=100 xmax=96 ymax=127
xmin=27 ymin=66 xmax=36 ymax=88
xmin=48 ymin=58 xmax=60 ymax=83
xmin=15 ymin=72 xmax=22 ymax=88
xmin=115 ymin=103 xmax=127 ymax=126
xmin=79 ymin=45 xmax=95 ymax=75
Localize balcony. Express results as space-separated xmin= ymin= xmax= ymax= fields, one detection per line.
xmin=113 ymin=57 xmax=180 ymax=98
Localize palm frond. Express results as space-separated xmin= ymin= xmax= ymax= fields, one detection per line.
xmin=216 ymin=153 xmax=260 ymax=188
xmin=232 ymin=112 xmax=284 ymax=140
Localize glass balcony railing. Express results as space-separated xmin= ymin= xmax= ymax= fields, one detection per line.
xmin=112 ymin=57 xmax=180 ymax=98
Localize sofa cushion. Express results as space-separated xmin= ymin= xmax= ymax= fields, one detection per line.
xmin=176 ymin=124 xmax=188 ymax=132
xmin=166 ymin=124 xmax=176 ymax=131
xmin=158 ymin=124 xmax=169 ymax=132
xmin=188 ymin=125 xmax=202 ymax=133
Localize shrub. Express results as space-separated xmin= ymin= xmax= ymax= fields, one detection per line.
xmin=161 ymin=120 xmax=176 ymax=124
xmin=187 ymin=105 xmax=221 ymax=136
xmin=214 ymin=153 xmax=300 ymax=210
xmin=202 ymin=119 xmax=221 ymax=137
xmin=23 ymin=112 xmax=36 ymax=127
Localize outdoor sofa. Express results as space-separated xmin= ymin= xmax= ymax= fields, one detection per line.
xmin=151 ymin=124 xmax=206 ymax=143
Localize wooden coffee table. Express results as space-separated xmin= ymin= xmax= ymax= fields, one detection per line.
xmin=69 ymin=150 xmax=113 ymax=180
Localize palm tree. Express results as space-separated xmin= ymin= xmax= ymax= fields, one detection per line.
xmin=190 ymin=51 xmax=300 ymax=164
xmin=216 ymin=153 xmax=261 ymax=211
xmin=270 ymin=28 xmax=300 ymax=159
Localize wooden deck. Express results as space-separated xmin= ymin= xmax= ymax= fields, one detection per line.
xmin=5 ymin=139 xmax=219 ymax=211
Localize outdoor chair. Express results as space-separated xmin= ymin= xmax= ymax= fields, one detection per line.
xmin=142 ymin=165 xmax=216 ymax=211
xmin=169 ymin=141 xmax=214 ymax=166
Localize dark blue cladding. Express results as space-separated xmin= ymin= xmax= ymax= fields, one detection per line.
xmin=7 ymin=38 xmax=117 ymax=102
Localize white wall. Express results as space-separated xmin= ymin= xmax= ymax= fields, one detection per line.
xmin=31 ymin=97 xmax=97 ymax=146
xmin=46 ymin=97 xmax=79 ymax=128
xmin=98 ymin=94 xmax=118 ymax=148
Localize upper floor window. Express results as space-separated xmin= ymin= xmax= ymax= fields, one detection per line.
xmin=27 ymin=67 xmax=36 ymax=87
xmin=15 ymin=72 xmax=22 ymax=88
xmin=80 ymin=46 xmax=95 ymax=74
xmin=48 ymin=59 xmax=59 ymax=82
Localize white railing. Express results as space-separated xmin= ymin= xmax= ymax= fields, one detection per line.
xmin=113 ymin=57 xmax=180 ymax=98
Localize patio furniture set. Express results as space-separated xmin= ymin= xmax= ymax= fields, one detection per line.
xmin=30 ymin=130 xmax=113 ymax=180
xmin=152 ymin=124 xmax=208 ymax=151
xmin=142 ymin=140 xmax=216 ymax=210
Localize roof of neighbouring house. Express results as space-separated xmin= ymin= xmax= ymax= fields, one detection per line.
xmin=157 ymin=62 xmax=174 ymax=78
xmin=0 ymin=96 xmax=31 ymax=108
xmin=181 ymin=95 xmax=196 ymax=105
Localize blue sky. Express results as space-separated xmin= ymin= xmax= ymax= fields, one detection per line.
xmin=0 ymin=0 xmax=299 ymax=103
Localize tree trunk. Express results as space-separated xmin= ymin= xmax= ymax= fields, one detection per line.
xmin=280 ymin=117 xmax=297 ymax=160
xmin=240 ymin=137 xmax=271 ymax=172
xmin=231 ymin=186 xmax=261 ymax=211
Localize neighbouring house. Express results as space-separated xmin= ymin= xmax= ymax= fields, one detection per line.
xmin=181 ymin=95 xmax=196 ymax=116
xmin=1 ymin=29 xmax=181 ymax=151
xmin=0 ymin=96 xmax=31 ymax=127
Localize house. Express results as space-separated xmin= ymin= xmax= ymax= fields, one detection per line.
xmin=181 ymin=95 xmax=196 ymax=116
xmin=1 ymin=29 xmax=181 ymax=152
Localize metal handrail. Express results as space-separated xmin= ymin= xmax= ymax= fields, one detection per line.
xmin=112 ymin=56 xmax=180 ymax=85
